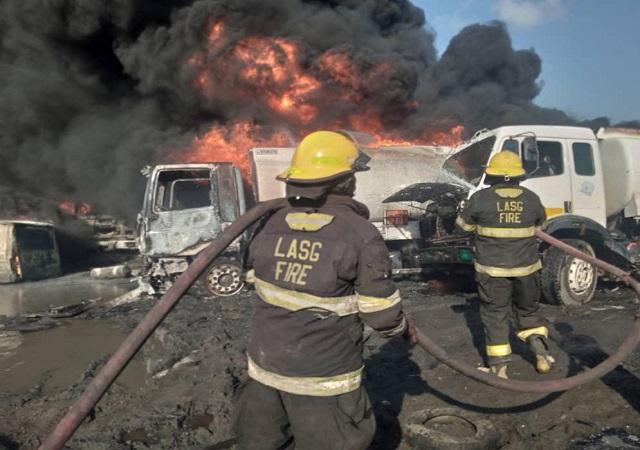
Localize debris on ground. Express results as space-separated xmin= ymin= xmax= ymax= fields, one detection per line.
xmin=1 ymin=278 xmax=640 ymax=449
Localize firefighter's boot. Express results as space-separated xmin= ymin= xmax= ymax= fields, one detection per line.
xmin=487 ymin=355 xmax=512 ymax=379
xmin=528 ymin=335 xmax=555 ymax=374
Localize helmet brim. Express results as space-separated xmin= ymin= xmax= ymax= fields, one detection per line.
xmin=485 ymin=167 xmax=526 ymax=177
xmin=276 ymin=168 xmax=356 ymax=184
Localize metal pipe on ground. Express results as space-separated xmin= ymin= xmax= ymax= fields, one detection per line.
xmin=40 ymin=205 xmax=640 ymax=447
xmin=39 ymin=198 xmax=287 ymax=450
xmin=413 ymin=229 xmax=640 ymax=393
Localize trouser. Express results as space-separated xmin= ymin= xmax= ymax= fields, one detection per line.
xmin=234 ymin=379 xmax=376 ymax=450
xmin=476 ymin=271 xmax=544 ymax=355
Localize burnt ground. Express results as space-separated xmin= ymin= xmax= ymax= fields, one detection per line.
xmin=2 ymin=274 xmax=640 ymax=450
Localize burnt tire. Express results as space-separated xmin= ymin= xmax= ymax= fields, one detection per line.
xmin=541 ymin=238 xmax=597 ymax=306
xmin=404 ymin=408 xmax=499 ymax=450
xmin=200 ymin=260 xmax=244 ymax=297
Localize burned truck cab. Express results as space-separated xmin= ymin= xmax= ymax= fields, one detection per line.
xmin=138 ymin=163 xmax=247 ymax=296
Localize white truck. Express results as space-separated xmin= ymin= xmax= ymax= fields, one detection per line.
xmin=137 ymin=144 xmax=451 ymax=296
xmin=417 ymin=125 xmax=640 ymax=306
xmin=0 ymin=220 xmax=62 ymax=283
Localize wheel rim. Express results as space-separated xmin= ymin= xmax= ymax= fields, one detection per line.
xmin=567 ymin=256 xmax=595 ymax=295
xmin=206 ymin=264 xmax=242 ymax=296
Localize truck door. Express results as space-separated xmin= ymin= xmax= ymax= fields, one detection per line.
xmin=140 ymin=165 xmax=242 ymax=257
xmin=564 ymin=139 xmax=606 ymax=226
xmin=517 ymin=138 xmax=571 ymax=219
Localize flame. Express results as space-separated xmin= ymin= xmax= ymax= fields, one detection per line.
xmin=182 ymin=19 xmax=464 ymax=170
xmin=58 ymin=201 xmax=77 ymax=216
xmin=207 ymin=20 xmax=225 ymax=42
xmin=13 ymin=255 xmax=22 ymax=278
xmin=58 ymin=201 xmax=92 ymax=217
xmin=174 ymin=120 xmax=292 ymax=178
xmin=426 ymin=125 xmax=465 ymax=147
xmin=233 ymin=37 xmax=321 ymax=123
xmin=317 ymin=48 xmax=361 ymax=94
xmin=78 ymin=203 xmax=92 ymax=215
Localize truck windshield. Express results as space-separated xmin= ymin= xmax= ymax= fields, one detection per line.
xmin=441 ymin=136 xmax=496 ymax=187
xmin=154 ymin=170 xmax=212 ymax=212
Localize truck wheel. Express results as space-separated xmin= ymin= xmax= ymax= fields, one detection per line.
xmin=541 ymin=238 xmax=597 ymax=306
xmin=200 ymin=260 xmax=244 ymax=297
xmin=404 ymin=408 xmax=499 ymax=450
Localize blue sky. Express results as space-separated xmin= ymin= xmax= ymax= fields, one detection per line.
xmin=412 ymin=0 xmax=640 ymax=124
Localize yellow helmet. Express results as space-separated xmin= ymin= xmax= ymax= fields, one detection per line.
xmin=277 ymin=131 xmax=370 ymax=183
xmin=485 ymin=151 xmax=526 ymax=177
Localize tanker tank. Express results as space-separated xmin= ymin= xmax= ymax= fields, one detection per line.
xmin=597 ymin=127 xmax=640 ymax=218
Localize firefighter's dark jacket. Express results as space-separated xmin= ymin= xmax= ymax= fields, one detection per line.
xmin=246 ymin=194 xmax=406 ymax=396
xmin=456 ymin=183 xmax=546 ymax=277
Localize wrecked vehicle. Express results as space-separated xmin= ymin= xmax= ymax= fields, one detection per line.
xmin=405 ymin=125 xmax=640 ymax=306
xmin=138 ymin=163 xmax=248 ymax=296
xmin=0 ymin=220 xmax=62 ymax=283
xmin=79 ymin=214 xmax=139 ymax=252
xmin=137 ymin=144 xmax=451 ymax=296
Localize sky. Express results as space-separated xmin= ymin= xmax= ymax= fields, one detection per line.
xmin=413 ymin=0 xmax=640 ymax=124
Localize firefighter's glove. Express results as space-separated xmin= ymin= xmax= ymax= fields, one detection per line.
xmin=402 ymin=313 xmax=418 ymax=345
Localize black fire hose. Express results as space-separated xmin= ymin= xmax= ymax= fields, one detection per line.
xmin=40 ymin=202 xmax=640 ymax=448
xmin=39 ymin=198 xmax=287 ymax=450
xmin=413 ymin=230 xmax=640 ymax=393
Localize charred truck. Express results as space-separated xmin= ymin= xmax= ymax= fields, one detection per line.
xmin=137 ymin=144 xmax=450 ymax=296
xmin=414 ymin=125 xmax=640 ymax=306
xmin=137 ymin=163 xmax=247 ymax=296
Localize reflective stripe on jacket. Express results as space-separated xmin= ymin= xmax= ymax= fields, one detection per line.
xmin=457 ymin=183 xmax=546 ymax=277
xmin=246 ymin=195 xmax=406 ymax=396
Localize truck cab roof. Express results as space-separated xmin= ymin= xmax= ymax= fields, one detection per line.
xmin=461 ymin=126 xmax=597 ymax=150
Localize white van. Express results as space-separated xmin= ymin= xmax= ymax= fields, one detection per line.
xmin=0 ymin=220 xmax=62 ymax=283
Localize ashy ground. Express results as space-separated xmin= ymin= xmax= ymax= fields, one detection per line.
xmin=1 ymin=274 xmax=640 ymax=450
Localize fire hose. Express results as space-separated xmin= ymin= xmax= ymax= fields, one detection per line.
xmin=40 ymin=201 xmax=640 ymax=449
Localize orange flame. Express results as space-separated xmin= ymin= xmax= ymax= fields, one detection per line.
xmin=174 ymin=120 xmax=292 ymax=178
xmin=233 ymin=37 xmax=321 ymax=123
xmin=78 ymin=203 xmax=92 ymax=215
xmin=182 ymin=19 xmax=464 ymax=168
xmin=58 ymin=201 xmax=92 ymax=217
xmin=58 ymin=201 xmax=77 ymax=216
xmin=317 ymin=48 xmax=361 ymax=93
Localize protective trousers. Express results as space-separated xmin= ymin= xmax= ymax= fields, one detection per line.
xmin=234 ymin=380 xmax=376 ymax=450
xmin=476 ymin=271 xmax=543 ymax=352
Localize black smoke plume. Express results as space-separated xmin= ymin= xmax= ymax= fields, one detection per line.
xmin=1 ymin=0 xmax=637 ymax=221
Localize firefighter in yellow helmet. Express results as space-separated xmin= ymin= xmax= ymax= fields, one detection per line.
xmin=456 ymin=150 xmax=553 ymax=379
xmin=235 ymin=130 xmax=416 ymax=449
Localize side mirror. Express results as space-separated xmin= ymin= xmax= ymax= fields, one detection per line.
xmin=522 ymin=136 xmax=539 ymax=162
